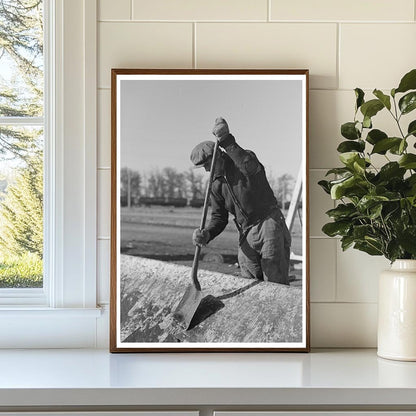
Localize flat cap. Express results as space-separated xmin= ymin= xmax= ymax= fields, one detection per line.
xmin=190 ymin=140 xmax=215 ymax=167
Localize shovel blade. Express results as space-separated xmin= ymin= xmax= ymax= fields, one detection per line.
xmin=173 ymin=285 xmax=204 ymax=329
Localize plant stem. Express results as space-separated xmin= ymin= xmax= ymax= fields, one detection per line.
xmin=390 ymin=97 xmax=406 ymax=139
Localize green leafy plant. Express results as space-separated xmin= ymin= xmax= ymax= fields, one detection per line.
xmin=319 ymin=69 xmax=416 ymax=262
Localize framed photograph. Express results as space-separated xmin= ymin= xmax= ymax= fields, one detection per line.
xmin=110 ymin=69 xmax=309 ymax=352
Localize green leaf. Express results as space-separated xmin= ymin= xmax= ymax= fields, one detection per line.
xmin=354 ymin=241 xmax=383 ymax=256
xmin=355 ymin=88 xmax=365 ymax=110
xmin=399 ymin=92 xmax=416 ymax=115
xmin=407 ymin=120 xmax=416 ymax=137
xmin=377 ymin=162 xmax=406 ymax=181
xmin=398 ymin=226 xmax=416 ymax=255
xmin=384 ymin=203 xmax=400 ymax=222
xmin=399 ymin=139 xmax=407 ymax=154
xmin=330 ymin=175 xmax=366 ymax=200
xmin=386 ymin=240 xmax=402 ymax=263
xmin=373 ymin=89 xmax=391 ymax=110
xmin=407 ymin=196 xmax=416 ymax=207
xmin=406 ymin=174 xmax=416 ymax=187
xmin=391 ymin=88 xmax=396 ymax=97
xmin=337 ymin=140 xmax=365 ymax=153
xmin=353 ymin=224 xmax=374 ymax=240
xmin=341 ymin=122 xmax=361 ymax=140
xmin=339 ymin=152 xmax=360 ymax=167
xmin=405 ymin=174 xmax=416 ymax=196
xmin=371 ymin=137 xmax=402 ymax=154
xmin=330 ymin=176 xmax=355 ymax=199
xmin=326 ymin=203 xmax=357 ymax=220
xmin=322 ymin=221 xmax=351 ymax=237
xmin=366 ymin=129 xmax=387 ymax=145
xmin=341 ymin=235 xmax=355 ymax=251
xmin=369 ymin=203 xmax=383 ymax=220
xmin=360 ymin=99 xmax=384 ymax=119
xmin=365 ymin=236 xmax=384 ymax=251
xmin=357 ymin=195 xmax=389 ymax=212
xmin=396 ymin=69 xmax=416 ymax=94
xmin=363 ymin=116 xmax=372 ymax=129
xmin=318 ymin=180 xmax=331 ymax=194
xmin=353 ymin=158 xmax=366 ymax=174
xmin=389 ymin=139 xmax=408 ymax=155
xmin=399 ymin=154 xmax=416 ymax=169
xmin=325 ymin=167 xmax=352 ymax=176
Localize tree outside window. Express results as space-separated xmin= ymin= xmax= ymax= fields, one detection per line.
xmin=0 ymin=0 xmax=44 ymax=288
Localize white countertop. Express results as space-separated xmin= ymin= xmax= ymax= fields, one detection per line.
xmin=0 ymin=348 xmax=416 ymax=407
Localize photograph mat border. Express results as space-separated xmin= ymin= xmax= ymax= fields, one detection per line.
xmin=112 ymin=71 xmax=309 ymax=351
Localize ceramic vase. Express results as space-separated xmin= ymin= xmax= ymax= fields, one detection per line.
xmin=378 ymin=259 xmax=416 ymax=361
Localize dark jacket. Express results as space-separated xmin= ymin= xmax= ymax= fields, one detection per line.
xmin=206 ymin=134 xmax=278 ymax=242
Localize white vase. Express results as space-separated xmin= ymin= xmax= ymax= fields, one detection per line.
xmin=378 ymin=259 xmax=416 ymax=361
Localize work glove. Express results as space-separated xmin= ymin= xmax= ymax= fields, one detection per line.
xmin=212 ymin=117 xmax=230 ymax=142
xmin=192 ymin=228 xmax=210 ymax=247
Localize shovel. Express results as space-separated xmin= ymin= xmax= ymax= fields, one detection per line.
xmin=173 ymin=138 xmax=221 ymax=329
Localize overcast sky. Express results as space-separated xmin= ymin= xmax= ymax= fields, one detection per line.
xmin=120 ymin=78 xmax=304 ymax=179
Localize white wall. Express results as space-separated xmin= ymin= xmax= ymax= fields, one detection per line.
xmin=95 ymin=0 xmax=416 ymax=348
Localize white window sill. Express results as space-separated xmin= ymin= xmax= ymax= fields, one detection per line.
xmin=0 ymin=307 xmax=104 ymax=348
xmin=0 ymin=349 xmax=415 ymax=409
xmin=0 ymin=307 xmax=102 ymax=317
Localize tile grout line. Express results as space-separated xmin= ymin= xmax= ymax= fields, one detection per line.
xmin=98 ymin=19 xmax=415 ymax=24
xmin=130 ymin=0 xmax=133 ymax=20
xmin=193 ymin=22 xmax=197 ymax=69
xmin=267 ymin=0 xmax=271 ymax=22
xmin=336 ymin=22 xmax=340 ymax=90
xmin=309 ymin=236 xmax=339 ymax=239
xmin=310 ymin=300 xmax=378 ymax=307
xmin=333 ymin=229 xmax=338 ymax=303
xmin=311 ymin=301 xmax=378 ymax=305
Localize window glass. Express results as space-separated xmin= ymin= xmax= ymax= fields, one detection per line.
xmin=0 ymin=0 xmax=44 ymax=289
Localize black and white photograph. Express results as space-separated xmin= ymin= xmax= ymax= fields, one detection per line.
xmin=110 ymin=69 xmax=309 ymax=352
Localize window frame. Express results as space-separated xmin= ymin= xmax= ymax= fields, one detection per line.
xmin=0 ymin=0 xmax=100 ymax=348
xmin=0 ymin=1 xmax=48 ymax=304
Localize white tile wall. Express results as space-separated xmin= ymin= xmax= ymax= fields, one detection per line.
xmin=99 ymin=0 xmax=131 ymax=21
xmin=340 ymin=24 xmax=416 ymax=90
xmin=309 ymin=170 xmax=334 ymax=237
xmin=98 ymin=89 xmax=111 ymax=168
xmin=196 ymin=23 xmax=338 ymax=89
xmin=270 ymin=0 xmax=415 ymax=22
xmin=96 ymin=1 xmax=416 ymax=347
xmin=310 ymin=239 xmax=336 ymax=302
xmin=132 ymin=0 xmax=268 ymax=21
xmin=311 ymin=303 xmax=378 ymax=347
xmin=336 ymin=246 xmax=389 ymax=303
xmin=98 ymin=22 xmax=193 ymax=88
xmin=309 ymin=89 xmax=404 ymax=169
xmin=309 ymin=90 xmax=353 ymax=169
xmin=98 ymin=169 xmax=111 ymax=239
xmin=97 ymin=239 xmax=110 ymax=304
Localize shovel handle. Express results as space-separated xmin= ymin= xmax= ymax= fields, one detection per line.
xmin=200 ymin=139 xmax=221 ymax=230
xmin=191 ymin=139 xmax=221 ymax=290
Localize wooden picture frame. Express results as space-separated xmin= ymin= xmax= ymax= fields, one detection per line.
xmin=110 ymin=69 xmax=310 ymax=352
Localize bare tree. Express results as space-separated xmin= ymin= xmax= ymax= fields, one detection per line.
xmin=120 ymin=168 xmax=141 ymax=206
xmin=185 ymin=167 xmax=204 ymax=201
xmin=275 ymin=173 xmax=295 ymax=209
xmin=146 ymin=168 xmax=166 ymax=198
xmin=162 ymin=167 xmax=184 ymax=198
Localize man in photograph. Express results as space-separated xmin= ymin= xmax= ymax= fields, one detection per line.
xmin=191 ymin=118 xmax=291 ymax=285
